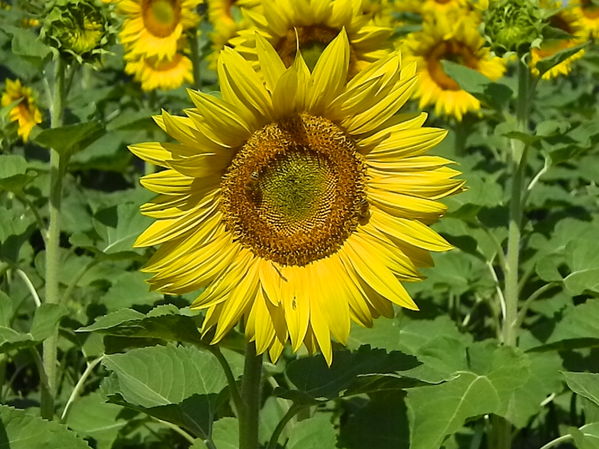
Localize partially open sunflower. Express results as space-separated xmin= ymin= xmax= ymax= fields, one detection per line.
xmin=130 ymin=31 xmax=463 ymax=364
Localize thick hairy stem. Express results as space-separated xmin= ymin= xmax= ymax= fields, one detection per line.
xmin=238 ymin=342 xmax=263 ymax=449
xmin=41 ymin=57 xmax=67 ymax=420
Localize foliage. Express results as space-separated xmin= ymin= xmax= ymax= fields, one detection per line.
xmin=0 ymin=1 xmax=598 ymax=449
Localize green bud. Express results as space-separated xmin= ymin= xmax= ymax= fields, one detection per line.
xmin=483 ymin=0 xmax=544 ymax=56
xmin=41 ymin=0 xmax=113 ymax=64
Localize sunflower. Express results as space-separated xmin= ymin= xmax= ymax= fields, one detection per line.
xmin=531 ymin=2 xmax=586 ymax=80
xmin=572 ymin=0 xmax=599 ymax=38
xmin=130 ymin=31 xmax=463 ymax=364
xmin=207 ymin=0 xmax=261 ymax=67
xmin=125 ymin=52 xmax=193 ymax=90
xmin=230 ymin=0 xmax=393 ymax=74
xmin=1 ymin=79 xmax=42 ymax=142
xmin=118 ymin=0 xmax=201 ymax=59
xmin=404 ymin=14 xmax=505 ymax=121
xmin=399 ymin=0 xmax=470 ymax=16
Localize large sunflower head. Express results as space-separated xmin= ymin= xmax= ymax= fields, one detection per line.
xmin=531 ymin=1 xmax=587 ymax=80
xmin=230 ymin=0 xmax=393 ymax=74
xmin=130 ymin=31 xmax=464 ymax=364
xmin=118 ymin=0 xmax=201 ymax=59
xmin=404 ymin=13 xmax=506 ymax=121
xmin=572 ymin=0 xmax=599 ymax=38
xmin=125 ymin=52 xmax=193 ymax=90
xmin=1 ymin=79 xmax=42 ymax=142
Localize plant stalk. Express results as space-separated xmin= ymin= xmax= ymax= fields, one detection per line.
xmin=238 ymin=342 xmax=263 ymax=449
xmin=491 ymin=56 xmax=531 ymax=449
xmin=41 ymin=57 xmax=67 ymax=420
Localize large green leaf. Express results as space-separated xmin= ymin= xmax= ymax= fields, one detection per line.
xmin=34 ymin=121 xmax=105 ymax=159
xmin=0 ymin=405 xmax=91 ymax=448
xmin=192 ymin=417 xmax=239 ymax=449
xmin=406 ymin=344 xmax=529 ymax=449
xmin=563 ymin=372 xmax=599 ymax=407
xmin=78 ymin=305 xmax=203 ymax=345
xmin=282 ymin=346 xmax=419 ymax=402
xmin=287 ymin=413 xmax=337 ymax=449
xmin=66 ymin=393 xmax=131 ymax=449
xmin=540 ymin=300 xmax=599 ymax=350
xmin=102 ymin=344 xmax=231 ymax=438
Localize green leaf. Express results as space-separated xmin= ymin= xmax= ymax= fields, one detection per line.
xmin=536 ymin=43 xmax=587 ymax=77
xmin=0 ymin=304 xmax=65 ymax=353
xmin=495 ymin=352 xmax=562 ymax=428
xmin=563 ymin=372 xmax=599 ymax=407
xmin=66 ymin=393 xmax=131 ymax=449
xmin=339 ymin=391 xmax=409 ymax=449
xmin=34 ymin=121 xmax=105 ymax=159
xmin=441 ymin=60 xmax=513 ymax=110
xmin=92 ymin=202 xmax=151 ymax=256
xmin=282 ymin=346 xmax=419 ymax=402
xmin=9 ymin=26 xmax=51 ymax=60
xmin=570 ymin=423 xmax=599 ymax=449
xmin=0 ymin=155 xmax=38 ymax=192
xmin=78 ymin=305 xmax=203 ymax=345
xmin=102 ymin=344 xmax=230 ymax=438
xmin=0 ymin=405 xmax=91 ymax=448
xmin=542 ymin=300 xmax=599 ymax=350
xmin=287 ymin=413 xmax=337 ymax=449
xmin=406 ymin=344 xmax=529 ymax=449
xmin=101 ymin=272 xmax=162 ymax=310
xmin=191 ymin=417 xmax=239 ymax=449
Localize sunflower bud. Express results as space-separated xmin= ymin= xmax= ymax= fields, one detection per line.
xmin=41 ymin=0 xmax=113 ymax=64
xmin=483 ymin=0 xmax=544 ymax=56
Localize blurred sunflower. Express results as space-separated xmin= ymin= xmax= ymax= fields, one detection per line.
xmin=400 ymin=0 xmax=469 ymax=16
xmin=531 ymin=1 xmax=586 ymax=80
xmin=118 ymin=0 xmax=201 ymax=59
xmin=404 ymin=14 xmax=505 ymax=120
xmin=572 ymin=0 xmax=599 ymax=38
xmin=1 ymin=79 xmax=42 ymax=142
xmin=361 ymin=0 xmax=396 ymax=27
xmin=131 ymin=31 xmax=463 ymax=363
xmin=207 ymin=0 xmax=260 ymax=66
xmin=231 ymin=0 xmax=392 ymax=74
xmin=125 ymin=52 xmax=193 ymax=90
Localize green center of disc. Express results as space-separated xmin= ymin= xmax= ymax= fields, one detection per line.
xmin=253 ymin=148 xmax=335 ymax=232
xmin=150 ymin=0 xmax=176 ymax=24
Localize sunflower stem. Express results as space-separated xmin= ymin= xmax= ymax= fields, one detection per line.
xmin=491 ymin=55 xmax=531 ymax=449
xmin=239 ymin=341 xmax=263 ymax=449
xmin=265 ymin=404 xmax=304 ymax=449
xmin=41 ymin=56 xmax=67 ymax=420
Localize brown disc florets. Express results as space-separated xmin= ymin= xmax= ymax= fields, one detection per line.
xmin=220 ymin=113 xmax=368 ymax=266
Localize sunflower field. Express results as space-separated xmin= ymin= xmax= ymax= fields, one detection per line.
xmin=1 ymin=0 xmax=599 ymax=448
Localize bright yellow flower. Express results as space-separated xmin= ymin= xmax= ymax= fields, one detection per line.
xmin=130 ymin=31 xmax=463 ymax=364
xmin=404 ymin=14 xmax=505 ymax=121
xmin=531 ymin=1 xmax=586 ymax=80
xmin=361 ymin=0 xmax=397 ymax=27
xmin=118 ymin=0 xmax=201 ymax=59
xmin=1 ymin=79 xmax=42 ymax=142
xmin=126 ymin=52 xmax=193 ymax=90
xmin=572 ymin=0 xmax=599 ymax=38
xmin=230 ymin=0 xmax=393 ymax=74
xmin=207 ymin=0 xmax=261 ymax=67
xmin=399 ymin=0 xmax=470 ymax=16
